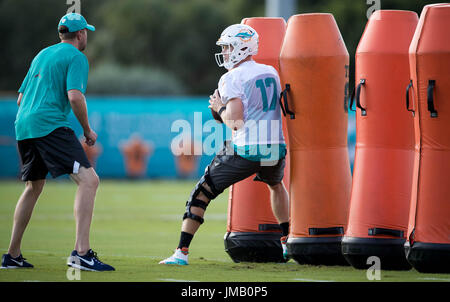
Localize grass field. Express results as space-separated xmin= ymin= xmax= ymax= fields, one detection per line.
xmin=0 ymin=180 xmax=449 ymax=283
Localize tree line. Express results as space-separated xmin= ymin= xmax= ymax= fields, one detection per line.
xmin=0 ymin=0 xmax=437 ymax=96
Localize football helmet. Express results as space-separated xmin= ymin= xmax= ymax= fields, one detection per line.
xmin=215 ymin=24 xmax=259 ymax=70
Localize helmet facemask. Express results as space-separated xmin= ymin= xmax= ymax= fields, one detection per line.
xmin=215 ymin=44 xmax=238 ymax=70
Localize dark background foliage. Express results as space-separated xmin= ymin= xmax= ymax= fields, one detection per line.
xmin=0 ymin=0 xmax=438 ymax=96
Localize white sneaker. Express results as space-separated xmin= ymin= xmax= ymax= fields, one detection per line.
xmin=159 ymin=248 xmax=189 ymax=265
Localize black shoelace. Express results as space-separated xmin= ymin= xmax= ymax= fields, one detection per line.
xmin=15 ymin=255 xmax=25 ymax=261
xmin=89 ymin=250 xmax=102 ymax=263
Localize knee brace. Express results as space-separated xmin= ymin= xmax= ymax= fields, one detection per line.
xmin=183 ymin=199 xmax=208 ymax=224
xmin=182 ymin=171 xmax=220 ymax=224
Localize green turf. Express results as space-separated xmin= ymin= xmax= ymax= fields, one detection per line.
xmin=0 ymin=180 xmax=449 ymax=282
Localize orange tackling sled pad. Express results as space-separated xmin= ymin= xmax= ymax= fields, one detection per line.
xmin=405 ymin=3 xmax=450 ymax=274
xmin=279 ymin=13 xmax=352 ymax=265
xmin=224 ymin=17 xmax=290 ymax=263
xmin=342 ymin=10 xmax=418 ymax=270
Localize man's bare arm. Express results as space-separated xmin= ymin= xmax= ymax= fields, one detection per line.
xmin=209 ymin=89 xmax=244 ymax=131
xmin=67 ymin=89 xmax=97 ymax=146
xmin=17 ymin=93 xmax=23 ymax=107
xmin=220 ymin=98 xmax=244 ymax=131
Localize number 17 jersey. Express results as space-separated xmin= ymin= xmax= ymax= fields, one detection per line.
xmin=217 ymin=60 xmax=285 ymax=149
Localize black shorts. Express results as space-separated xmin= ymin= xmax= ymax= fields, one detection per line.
xmin=17 ymin=127 xmax=91 ymax=181
xmin=205 ymin=141 xmax=285 ymax=194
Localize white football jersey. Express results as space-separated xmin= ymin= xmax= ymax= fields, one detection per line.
xmin=218 ymin=60 xmax=285 ymax=147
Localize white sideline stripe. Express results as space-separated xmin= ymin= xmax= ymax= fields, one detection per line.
xmin=293 ymin=278 xmax=335 ymax=282
xmin=159 ymin=278 xmax=199 ymax=282
xmin=0 ymin=248 xmax=232 ymax=263
xmin=110 ymin=254 xmax=231 ymax=263
xmin=160 ymin=214 xmax=227 ymax=221
xmin=418 ymin=277 xmax=450 ymax=282
xmin=0 ymin=248 xmax=54 ymax=255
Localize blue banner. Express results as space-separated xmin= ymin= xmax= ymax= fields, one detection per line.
xmin=0 ymin=97 xmax=355 ymax=179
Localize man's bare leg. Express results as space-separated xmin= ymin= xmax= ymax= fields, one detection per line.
xmin=159 ymin=182 xmax=213 ymax=265
xmin=268 ymin=181 xmax=290 ymax=259
xmin=268 ymin=182 xmax=289 ymax=225
xmin=7 ymin=180 xmax=46 ymax=258
xmin=70 ymin=166 xmax=99 ymax=256
xmin=181 ymin=185 xmax=211 ymax=235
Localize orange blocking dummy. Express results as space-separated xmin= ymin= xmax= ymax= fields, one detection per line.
xmin=405 ymin=4 xmax=450 ymax=274
xmin=342 ymin=10 xmax=418 ymax=270
xmin=224 ymin=17 xmax=290 ymax=263
xmin=279 ymin=13 xmax=351 ymax=265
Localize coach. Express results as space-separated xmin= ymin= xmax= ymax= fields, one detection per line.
xmin=1 ymin=13 xmax=114 ymax=271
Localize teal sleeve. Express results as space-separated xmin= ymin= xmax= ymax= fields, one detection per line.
xmin=66 ymin=54 xmax=89 ymax=94
xmin=18 ymin=67 xmax=32 ymax=93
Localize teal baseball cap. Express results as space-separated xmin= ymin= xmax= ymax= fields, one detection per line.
xmin=58 ymin=13 xmax=95 ymax=33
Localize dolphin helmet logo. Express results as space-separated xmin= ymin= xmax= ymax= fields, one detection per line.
xmin=235 ymin=30 xmax=255 ymax=42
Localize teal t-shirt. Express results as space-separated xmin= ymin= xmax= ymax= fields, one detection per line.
xmin=15 ymin=42 xmax=89 ymax=140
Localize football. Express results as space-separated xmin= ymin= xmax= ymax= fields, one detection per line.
xmin=211 ymin=108 xmax=224 ymax=124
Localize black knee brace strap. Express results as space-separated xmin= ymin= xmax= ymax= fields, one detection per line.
xmin=194 ymin=174 xmax=220 ymax=201
xmin=183 ymin=199 xmax=208 ymax=224
xmin=182 ymin=170 xmax=220 ymax=225
xmin=203 ymin=172 xmax=221 ymax=198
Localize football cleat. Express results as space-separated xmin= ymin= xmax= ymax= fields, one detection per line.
xmin=1 ymin=253 xmax=34 ymax=269
xmin=281 ymin=236 xmax=289 ymax=261
xmin=159 ymin=248 xmax=189 ymax=265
